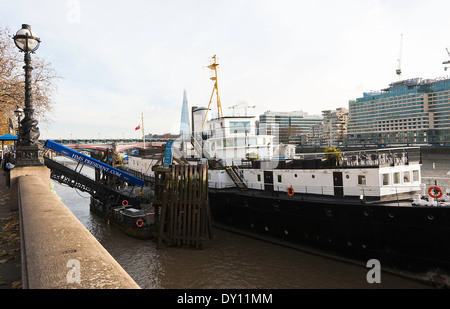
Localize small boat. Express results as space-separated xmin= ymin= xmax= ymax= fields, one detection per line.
xmin=90 ymin=196 xmax=156 ymax=240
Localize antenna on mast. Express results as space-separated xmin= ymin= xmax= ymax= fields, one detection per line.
xmin=202 ymin=55 xmax=223 ymax=130
xmin=443 ymin=48 xmax=450 ymax=71
xmin=396 ymin=34 xmax=403 ymax=80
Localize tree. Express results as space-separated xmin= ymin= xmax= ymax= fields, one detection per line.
xmin=0 ymin=25 xmax=60 ymax=135
xmin=324 ymin=147 xmax=341 ymax=164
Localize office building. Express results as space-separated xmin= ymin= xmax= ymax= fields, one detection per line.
xmin=258 ymin=110 xmax=322 ymax=144
xmin=348 ymin=77 xmax=450 ymax=145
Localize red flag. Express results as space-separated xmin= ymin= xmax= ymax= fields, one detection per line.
xmin=135 ymin=125 xmax=140 ymax=131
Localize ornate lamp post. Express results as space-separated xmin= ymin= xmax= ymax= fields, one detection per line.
xmin=13 ymin=24 xmax=44 ymax=166
xmin=14 ymin=106 xmax=23 ymax=143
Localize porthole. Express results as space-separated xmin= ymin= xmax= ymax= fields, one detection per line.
xmin=428 ymin=215 xmax=434 ymax=221
xmin=312 ymin=174 xmax=315 ymax=179
xmin=295 ymin=174 xmax=298 ymax=177
xmin=346 ymin=174 xmax=350 ymax=179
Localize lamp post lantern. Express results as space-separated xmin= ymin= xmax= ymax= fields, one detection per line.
xmin=13 ymin=24 xmax=44 ymax=166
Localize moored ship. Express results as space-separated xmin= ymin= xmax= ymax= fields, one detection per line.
xmin=124 ymin=55 xmax=450 ymax=282
xmin=206 ymin=146 xmax=450 ymax=276
xmin=190 ymin=55 xmax=450 ymax=280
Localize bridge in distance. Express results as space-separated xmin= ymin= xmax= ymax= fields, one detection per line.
xmin=41 ymin=137 xmax=174 ymax=152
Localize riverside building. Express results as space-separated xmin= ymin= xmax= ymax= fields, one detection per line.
xmin=308 ymin=108 xmax=349 ymax=147
xmin=258 ymin=110 xmax=323 ymax=144
xmin=347 ymin=77 xmax=450 ymax=145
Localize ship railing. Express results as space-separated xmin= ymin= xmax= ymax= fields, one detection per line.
xmin=293 ymin=147 xmax=420 ymax=168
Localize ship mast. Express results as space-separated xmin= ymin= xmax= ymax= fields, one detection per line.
xmin=142 ymin=112 xmax=145 ymax=149
xmin=202 ymin=55 xmax=223 ymax=130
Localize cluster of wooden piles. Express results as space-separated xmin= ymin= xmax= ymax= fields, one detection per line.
xmin=153 ymin=164 xmax=212 ymax=249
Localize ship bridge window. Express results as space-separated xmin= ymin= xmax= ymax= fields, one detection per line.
xmin=223 ymin=139 xmax=234 ymax=147
xmin=235 ymin=138 xmax=246 ymax=147
xmin=358 ymin=175 xmax=366 ymax=185
xmin=248 ymin=137 xmax=257 ymax=145
xmin=230 ymin=121 xmax=250 ymax=134
xmin=382 ymin=173 xmax=390 ymax=185
xmin=403 ymin=171 xmax=410 ymax=183
xmin=413 ymin=170 xmax=419 ymax=182
xmin=393 ymin=172 xmax=400 ymax=184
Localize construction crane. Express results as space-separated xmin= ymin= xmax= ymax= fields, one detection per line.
xmin=396 ymin=34 xmax=403 ymax=80
xmin=443 ymin=48 xmax=450 ymax=71
xmin=228 ymin=103 xmax=256 ymax=116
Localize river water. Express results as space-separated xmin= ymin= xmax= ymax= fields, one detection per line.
xmin=52 ymin=154 xmax=449 ymax=289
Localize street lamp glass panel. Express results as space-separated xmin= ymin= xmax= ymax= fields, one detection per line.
xmin=14 ymin=27 xmax=40 ymax=52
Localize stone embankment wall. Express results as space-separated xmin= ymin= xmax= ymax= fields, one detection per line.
xmin=16 ymin=173 xmax=139 ymax=289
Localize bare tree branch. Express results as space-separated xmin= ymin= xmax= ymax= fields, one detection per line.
xmin=0 ymin=25 xmax=61 ymax=135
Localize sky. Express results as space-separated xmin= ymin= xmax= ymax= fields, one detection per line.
xmin=2 ymin=0 xmax=450 ymax=139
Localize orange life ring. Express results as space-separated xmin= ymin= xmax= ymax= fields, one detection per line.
xmin=428 ymin=186 xmax=443 ymax=199
xmin=287 ymin=186 xmax=294 ymax=196
xmin=122 ymin=200 xmax=128 ymax=206
xmin=136 ymin=219 xmax=144 ymax=227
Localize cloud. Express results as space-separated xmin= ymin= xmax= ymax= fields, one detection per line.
xmin=3 ymin=0 xmax=450 ymax=139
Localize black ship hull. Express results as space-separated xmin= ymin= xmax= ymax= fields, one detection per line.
xmin=209 ymin=188 xmax=450 ymax=280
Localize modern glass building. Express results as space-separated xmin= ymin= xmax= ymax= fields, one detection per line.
xmin=259 ymin=110 xmax=323 ymax=144
xmin=348 ymin=77 xmax=450 ymax=145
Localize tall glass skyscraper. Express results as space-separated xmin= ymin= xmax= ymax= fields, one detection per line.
xmin=348 ymin=77 xmax=450 ymax=145
xmin=180 ymin=89 xmax=190 ymax=140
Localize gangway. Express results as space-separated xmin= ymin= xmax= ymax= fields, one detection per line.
xmin=44 ymin=140 xmax=144 ymax=207
xmin=45 ymin=140 xmax=144 ymax=186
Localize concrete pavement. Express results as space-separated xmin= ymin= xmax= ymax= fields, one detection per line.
xmin=0 ymin=171 xmax=21 ymax=289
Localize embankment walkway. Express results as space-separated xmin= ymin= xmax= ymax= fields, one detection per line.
xmin=1 ymin=167 xmax=140 ymax=289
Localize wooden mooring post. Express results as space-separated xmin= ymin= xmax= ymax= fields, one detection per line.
xmin=153 ymin=164 xmax=212 ymax=249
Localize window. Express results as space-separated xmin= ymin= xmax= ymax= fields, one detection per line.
xmin=382 ymin=173 xmax=390 ymax=185
xmin=223 ymin=139 xmax=234 ymax=147
xmin=257 ymin=174 xmax=261 ymax=182
xmin=278 ymin=175 xmax=282 ymax=182
xmin=393 ymin=172 xmax=400 ymax=184
xmin=413 ymin=170 xmax=419 ymax=182
xmin=229 ymin=121 xmax=250 ymax=134
xmin=403 ymin=171 xmax=410 ymax=183
xmin=358 ymin=175 xmax=366 ymax=185
xmin=235 ymin=138 xmax=245 ymax=147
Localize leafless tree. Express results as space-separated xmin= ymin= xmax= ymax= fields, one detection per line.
xmin=0 ymin=25 xmax=61 ymax=135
